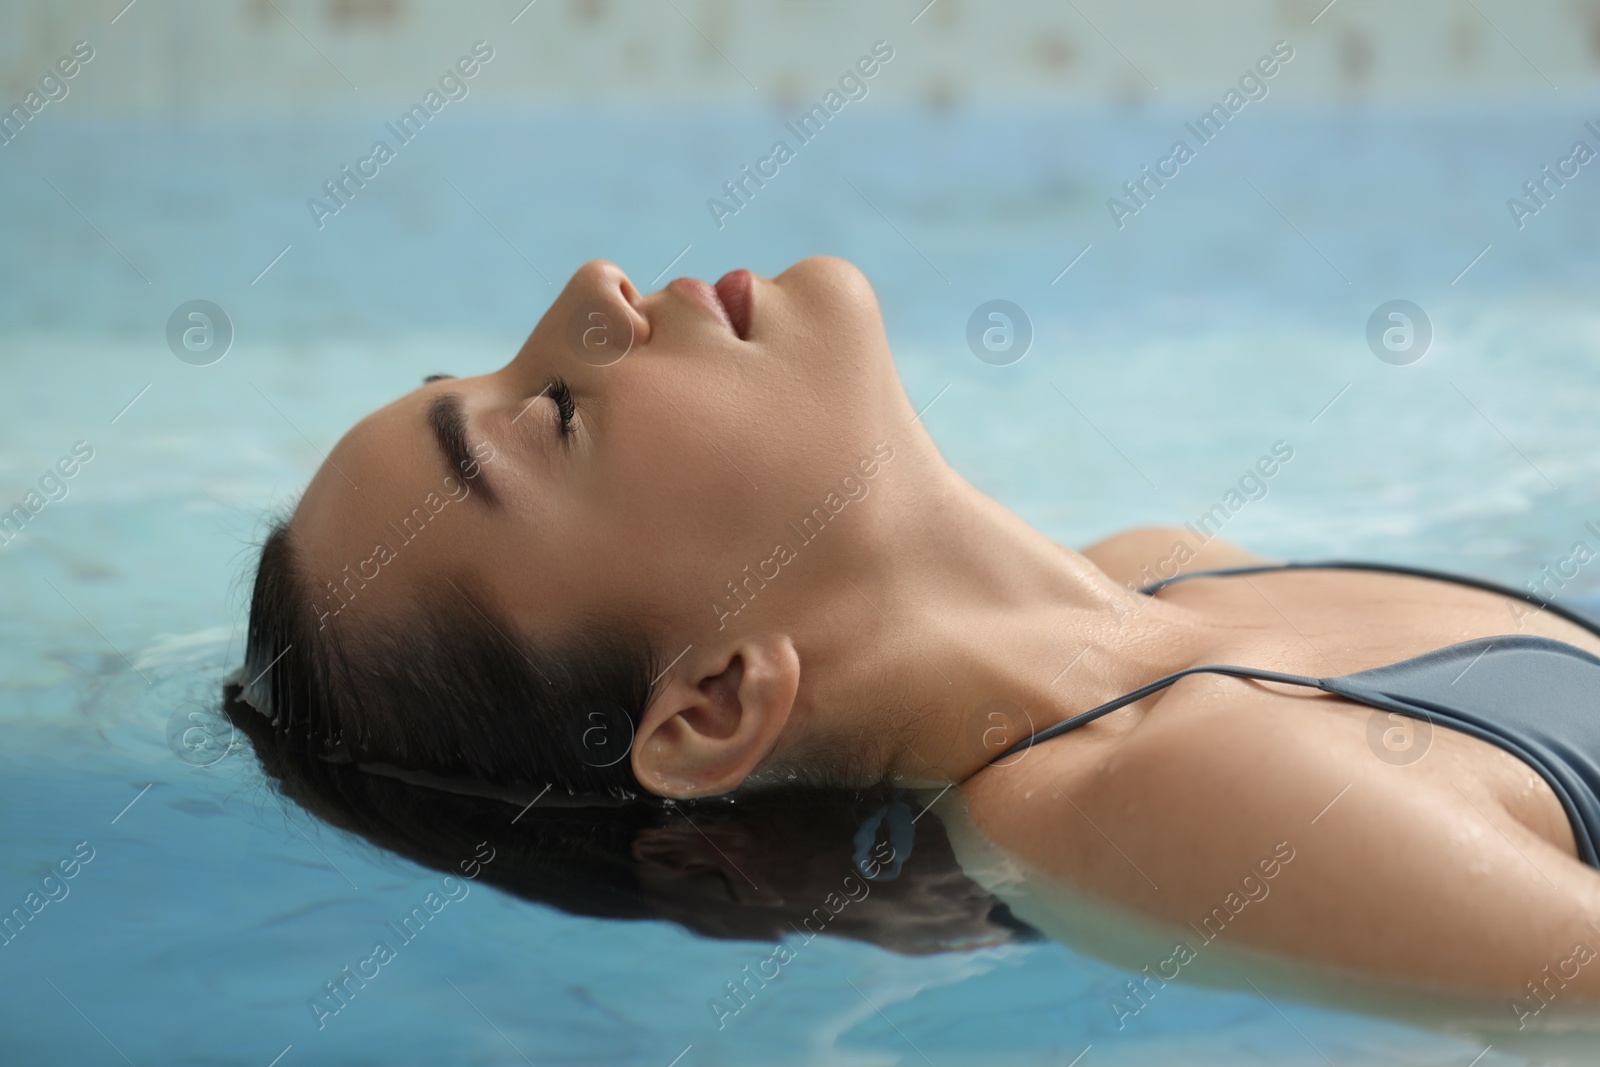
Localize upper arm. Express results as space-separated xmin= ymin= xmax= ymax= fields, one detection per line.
xmin=971 ymin=702 xmax=1600 ymax=999
xmin=1078 ymin=525 xmax=1272 ymax=587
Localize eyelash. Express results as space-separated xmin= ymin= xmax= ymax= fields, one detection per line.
xmin=547 ymin=378 xmax=576 ymax=436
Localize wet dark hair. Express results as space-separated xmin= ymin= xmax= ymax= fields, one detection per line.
xmin=230 ymin=519 xmax=1036 ymax=950
xmin=240 ymin=519 xmax=658 ymax=796
xmin=223 ymin=676 xmax=1037 ymax=951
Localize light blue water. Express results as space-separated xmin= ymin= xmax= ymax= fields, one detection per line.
xmin=5 ymin=99 xmax=1600 ymax=1064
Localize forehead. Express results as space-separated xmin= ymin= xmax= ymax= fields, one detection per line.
xmin=291 ymin=389 xmax=477 ymax=623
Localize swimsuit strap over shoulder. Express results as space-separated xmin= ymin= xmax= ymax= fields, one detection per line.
xmin=989 ymin=559 xmax=1600 ymax=867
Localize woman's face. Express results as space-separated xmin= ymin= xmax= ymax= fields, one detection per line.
xmin=292 ymin=256 xmax=909 ymax=651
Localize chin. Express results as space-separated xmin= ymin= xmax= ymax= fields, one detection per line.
xmin=777 ymin=255 xmax=882 ymax=325
xmin=779 ymin=254 xmax=866 ymax=286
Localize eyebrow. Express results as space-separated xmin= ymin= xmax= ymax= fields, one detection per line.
xmin=426 ymin=391 xmax=499 ymax=507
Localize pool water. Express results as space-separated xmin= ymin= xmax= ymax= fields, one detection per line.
xmin=6 ymin=98 xmax=1600 ymax=1064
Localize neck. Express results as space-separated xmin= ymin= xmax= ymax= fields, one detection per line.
xmin=788 ymin=452 xmax=1203 ymax=787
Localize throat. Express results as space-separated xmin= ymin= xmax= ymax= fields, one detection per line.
xmin=841 ymin=544 xmax=1201 ymax=787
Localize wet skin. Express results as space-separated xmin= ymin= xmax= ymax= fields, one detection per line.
xmin=291 ymin=256 xmax=1600 ymax=1001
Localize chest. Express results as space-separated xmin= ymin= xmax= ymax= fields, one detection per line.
xmin=1151 ymin=567 xmax=1600 ymax=673
xmin=962 ymin=692 xmax=1581 ymax=944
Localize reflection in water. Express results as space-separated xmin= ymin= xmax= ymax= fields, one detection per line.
xmin=225 ymin=678 xmax=1600 ymax=1061
xmin=223 ymin=682 xmax=1036 ymax=957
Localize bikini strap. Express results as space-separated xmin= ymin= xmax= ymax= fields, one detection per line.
xmin=988 ymin=663 xmax=1327 ymax=764
xmin=988 ymin=558 xmax=1600 ymax=765
xmin=1137 ymin=559 xmax=1600 ymax=639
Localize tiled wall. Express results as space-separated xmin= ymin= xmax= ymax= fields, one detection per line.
xmin=3 ymin=0 xmax=1599 ymax=113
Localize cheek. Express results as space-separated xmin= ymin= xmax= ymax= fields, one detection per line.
xmin=562 ymin=383 xmax=768 ymax=609
xmin=627 ymin=385 xmax=758 ymax=516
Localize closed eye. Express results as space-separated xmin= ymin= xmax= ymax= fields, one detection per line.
xmin=548 ymin=378 xmax=576 ymax=436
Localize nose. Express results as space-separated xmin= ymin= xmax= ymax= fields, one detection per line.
xmin=567 ymin=259 xmax=650 ymax=346
xmin=572 ymin=259 xmax=640 ymax=305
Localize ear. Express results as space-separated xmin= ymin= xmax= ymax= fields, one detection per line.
xmin=631 ymin=633 xmax=800 ymax=798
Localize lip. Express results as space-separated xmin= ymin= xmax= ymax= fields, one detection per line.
xmin=714 ymin=269 xmax=753 ymax=340
xmin=666 ymin=270 xmax=753 ymax=340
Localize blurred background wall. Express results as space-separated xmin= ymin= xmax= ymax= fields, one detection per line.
xmin=6 ymin=0 xmax=1600 ymax=680
xmin=4 ymin=0 xmax=1600 ymax=113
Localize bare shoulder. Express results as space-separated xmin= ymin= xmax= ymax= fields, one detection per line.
xmin=1077 ymin=525 xmax=1273 ymax=587
xmin=961 ymin=679 xmax=1600 ymax=997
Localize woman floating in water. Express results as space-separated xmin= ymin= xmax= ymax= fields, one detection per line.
xmin=229 ymin=256 xmax=1600 ymax=1020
